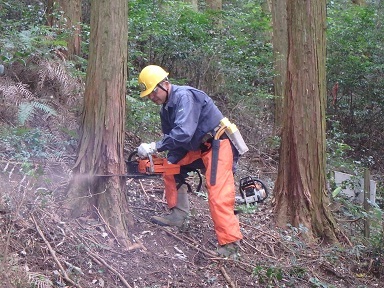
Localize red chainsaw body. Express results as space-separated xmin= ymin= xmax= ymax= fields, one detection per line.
xmin=136 ymin=155 xmax=180 ymax=175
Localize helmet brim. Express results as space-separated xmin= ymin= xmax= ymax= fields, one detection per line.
xmin=140 ymin=89 xmax=152 ymax=97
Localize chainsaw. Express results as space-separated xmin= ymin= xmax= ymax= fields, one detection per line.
xmin=92 ymin=151 xmax=180 ymax=178
xmin=125 ymin=150 xmax=180 ymax=178
xmin=236 ymin=176 xmax=269 ymax=205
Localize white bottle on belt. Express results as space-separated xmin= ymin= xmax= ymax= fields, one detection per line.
xmin=220 ymin=117 xmax=249 ymax=155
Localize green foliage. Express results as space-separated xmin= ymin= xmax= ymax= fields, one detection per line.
xmin=0 ymin=0 xmax=70 ymax=63
xmin=235 ymin=203 xmax=258 ymax=214
xmin=79 ymin=22 xmax=91 ymax=59
xmin=0 ymin=127 xmax=73 ymax=162
xmin=369 ymin=230 xmax=384 ymax=273
xmin=0 ymin=25 xmax=69 ymax=64
xmin=18 ymin=101 xmax=58 ymax=125
xmin=333 ymin=194 xmax=377 ymax=225
xmin=326 ymin=119 xmax=360 ymax=181
xmin=326 ymin=2 xmax=384 ymax=165
xmin=0 ymin=0 xmax=88 ymax=76
xmin=252 ymin=265 xmax=283 ymax=286
xmin=280 ymin=224 xmax=309 ymax=249
xmin=126 ymin=0 xmax=274 ymax=149
xmin=331 ymin=187 xmax=342 ymax=198
xmin=220 ymin=1 xmax=274 ymax=100
xmin=0 ymin=127 xmax=48 ymax=161
xmin=128 ymin=0 xmax=214 ymax=62
xmin=331 ymin=190 xmax=383 ymax=270
xmin=327 ymin=119 xmax=383 ymax=247
xmin=1 ymin=1 xmax=383 ymax=286
xmin=126 ymin=95 xmax=161 ymax=142
xmin=128 ymin=0 xmax=273 ymax=101
xmin=0 ymin=0 xmax=46 ymax=33
xmin=28 ymin=272 xmax=54 ymax=288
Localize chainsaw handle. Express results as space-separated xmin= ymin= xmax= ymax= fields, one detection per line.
xmin=127 ymin=149 xmax=139 ymax=162
xmin=147 ymin=154 xmax=155 ymax=173
xmin=239 ymin=177 xmax=269 ymax=203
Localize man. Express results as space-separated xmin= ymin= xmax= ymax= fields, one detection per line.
xmin=137 ymin=65 xmax=243 ymax=257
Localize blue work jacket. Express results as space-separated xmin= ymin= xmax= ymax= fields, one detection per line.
xmin=155 ymin=85 xmax=223 ymax=163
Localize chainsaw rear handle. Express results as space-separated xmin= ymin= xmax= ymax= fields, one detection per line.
xmin=126 ymin=150 xmax=140 ymax=174
xmin=127 ymin=149 xmax=138 ymax=161
xmin=126 ymin=149 xmax=156 ymax=174
xmin=239 ymin=176 xmax=269 ymax=203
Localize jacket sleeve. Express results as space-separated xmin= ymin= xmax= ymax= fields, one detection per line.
xmin=156 ymin=92 xmax=203 ymax=152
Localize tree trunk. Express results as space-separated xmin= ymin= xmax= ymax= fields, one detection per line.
xmin=65 ymin=0 xmax=131 ymax=247
xmin=271 ymin=0 xmax=287 ymax=132
xmin=273 ymin=0 xmax=338 ymax=244
xmin=59 ymin=0 xmax=82 ymax=58
xmin=206 ymin=0 xmax=222 ymax=10
xmin=261 ymin=0 xmax=272 ymax=14
xmin=184 ymin=0 xmax=198 ymax=11
xmin=46 ymin=0 xmax=55 ymax=27
xmin=206 ymin=0 xmax=222 ymax=26
xmin=45 ymin=0 xmax=82 ymax=58
xmin=352 ymin=0 xmax=366 ymax=5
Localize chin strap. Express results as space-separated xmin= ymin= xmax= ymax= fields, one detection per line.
xmin=157 ymin=83 xmax=169 ymax=102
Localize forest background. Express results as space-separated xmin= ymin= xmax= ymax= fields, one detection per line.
xmin=0 ymin=0 xmax=384 ymax=287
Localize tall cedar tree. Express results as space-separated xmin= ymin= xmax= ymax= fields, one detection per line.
xmin=273 ymin=0 xmax=339 ymax=243
xmin=271 ymin=0 xmax=288 ymax=131
xmin=65 ymin=0 xmax=132 ymax=247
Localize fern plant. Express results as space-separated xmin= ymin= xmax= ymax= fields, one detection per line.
xmin=28 ymin=272 xmax=54 ymax=288
xmin=18 ymin=101 xmax=58 ymax=126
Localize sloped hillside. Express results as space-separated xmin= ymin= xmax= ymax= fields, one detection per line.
xmin=0 ymin=59 xmax=383 ymax=287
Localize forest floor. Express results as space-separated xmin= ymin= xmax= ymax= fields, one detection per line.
xmin=0 ymin=58 xmax=383 ymax=287
xmin=0 ymin=153 xmax=383 ymax=288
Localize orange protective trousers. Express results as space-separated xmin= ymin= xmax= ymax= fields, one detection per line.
xmin=163 ymin=139 xmax=243 ymax=245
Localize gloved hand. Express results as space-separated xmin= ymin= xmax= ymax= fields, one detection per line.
xmin=137 ymin=142 xmax=157 ymax=158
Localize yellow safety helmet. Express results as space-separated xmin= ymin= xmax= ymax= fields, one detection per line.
xmin=138 ymin=65 xmax=169 ymax=97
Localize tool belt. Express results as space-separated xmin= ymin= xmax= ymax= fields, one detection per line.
xmin=201 ymin=117 xmax=248 ymax=185
xmin=201 ymin=124 xmax=228 ymax=144
xmin=201 ymin=132 xmax=214 ymax=144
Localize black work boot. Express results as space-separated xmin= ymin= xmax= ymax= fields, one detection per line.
xmin=217 ymin=241 xmax=241 ymax=259
xmin=151 ymin=184 xmax=189 ymax=227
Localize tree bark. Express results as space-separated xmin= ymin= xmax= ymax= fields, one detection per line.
xmin=59 ymin=0 xmax=82 ymax=58
xmin=352 ymin=0 xmax=366 ymax=5
xmin=271 ymin=0 xmax=287 ymax=132
xmin=65 ymin=0 xmax=131 ymax=247
xmin=46 ymin=0 xmax=55 ymax=27
xmin=184 ymin=0 xmax=198 ymax=11
xmin=273 ymin=0 xmax=338 ymax=244
xmin=206 ymin=0 xmax=222 ymax=26
xmin=46 ymin=0 xmax=82 ymax=58
xmin=206 ymin=0 xmax=222 ymax=10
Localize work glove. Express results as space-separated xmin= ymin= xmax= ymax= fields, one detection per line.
xmin=137 ymin=142 xmax=157 ymax=158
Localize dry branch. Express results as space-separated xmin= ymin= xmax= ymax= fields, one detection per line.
xmin=31 ymin=214 xmax=82 ymax=288
xmin=220 ymin=266 xmax=237 ymax=288
xmin=85 ymin=249 xmax=133 ymax=288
